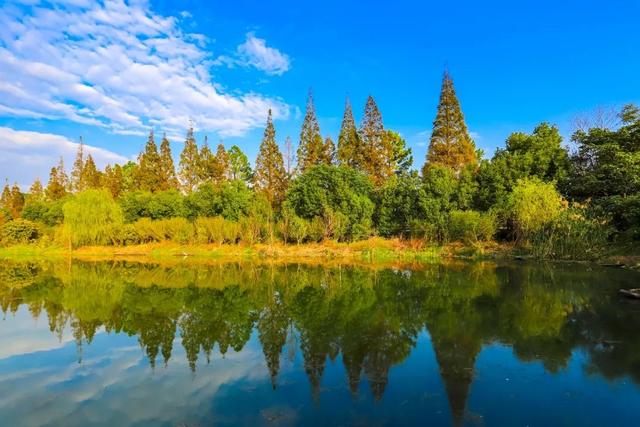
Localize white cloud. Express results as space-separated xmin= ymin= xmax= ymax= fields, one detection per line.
xmin=236 ymin=32 xmax=291 ymax=75
xmin=0 ymin=1 xmax=289 ymax=138
xmin=0 ymin=127 xmax=128 ymax=188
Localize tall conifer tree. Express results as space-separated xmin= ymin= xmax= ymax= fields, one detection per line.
xmin=103 ymin=164 xmax=124 ymax=198
xmin=228 ymin=145 xmax=253 ymax=183
xmin=213 ymin=143 xmax=229 ymax=183
xmin=337 ymin=97 xmax=361 ymax=168
xmin=137 ymin=130 xmax=163 ymax=191
xmin=83 ymin=154 xmax=102 ymax=189
xmin=198 ymin=136 xmax=216 ymax=183
xmin=159 ymin=134 xmax=178 ymax=190
xmin=424 ymin=70 xmax=477 ymax=175
xmin=0 ymin=182 xmax=10 ymax=210
xmin=179 ymin=125 xmax=200 ymax=193
xmin=254 ymin=110 xmax=287 ymax=206
xmin=296 ymin=91 xmax=325 ymax=173
xmin=321 ymin=136 xmax=335 ymax=165
xmin=45 ymin=158 xmax=68 ymax=201
xmin=70 ymin=138 xmax=85 ymax=192
xmin=359 ymin=96 xmax=394 ymax=186
xmin=28 ymin=178 xmax=44 ymax=202
xmin=9 ymin=183 xmax=24 ymax=218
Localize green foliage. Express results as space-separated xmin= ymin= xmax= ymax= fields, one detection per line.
xmin=337 ymin=97 xmax=361 ymax=168
xmin=448 ymin=210 xmax=496 ymax=244
xmin=135 ymin=130 xmax=163 ymax=192
xmin=185 ymin=180 xmax=253 ymax=221
xmin=297 ymin=91 xmax=331 ymax=172
xmin=178 ymin=126 xmax=201 ymax=193
xmin=359 ymin=96 xmax=394 ymax=186
xmin=227 ymin=145 xmax=253 ymax=183
xmin=528 ymin=210 xmax=612 ymax=260
xmin=20 ymin=199 xmax=65 ymax=226
xmin=122 ymin=217 xmax=195 ymax=245
xmin=62 ymin=189 xmax=124 ymax=247
xmin=375 ymin=173 xmax=426 ymax=237
xmin=424 ymin=70 xmax=477 ymax=174
xmin=476 ymin=123 xmax=569 ymax=210
xmin=503 ymin=178 xmax=564 ymax=242
xmin=0 ymin=219 xmax=41 ymax=245
xmin=285 ymin=165 xmax=374 ymax=241
xmin=195 ymin=217 xmax=240 ymax=244
xmin=120 ymin=190 xmax=187 ymax=223
xmin=254 ymin=110 xmax=288 ymax=207
xmin=562 ymin=105 xmax=640 ymax=236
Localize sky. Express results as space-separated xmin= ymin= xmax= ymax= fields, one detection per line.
xmin=1 ymin=0 xmax=639 ymax=188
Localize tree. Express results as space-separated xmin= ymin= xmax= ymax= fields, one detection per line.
xmin=320 ymin=136 xmax=335 ymax=165
xmin=375 ymin=172 xmax=426 ymax=237
xmin=62 ymin=189 xmax=124 ymax=247
xmin=83 ymin=154 xmax=102 ymax=189
xmin=28 ymin=178 xmax=44 ymax=202
xmin=159 ymin=133 xmax=179 ymax=190
xmin=45 ymin=158 xmax=68 ymax=201
xmin=296 ymin=91 xmax=327 ymax=173
xmin=337 ymin=97 xmax=361 ymax=168
xmin=562 ymin=104 xmax=640 ymax=235
xmin=136 ymin=130 xmax=163 ymax=192
xmin=424 ymin=71 xmax=477 ymax=174
xmin=254 ymin=110 xmax=288 ymax=207
xmin=475 ymin=123 xmax=569 ymax=210
xmin=0 ymin=182 xmax=10 ymax=211
xmin=103 ymin=164 xmax=124 ymax=198
xmin=198 ymin=137 xmax=216 ymax=183
xmin=70 ymin=138 xmax=85 ymax=192
xmin=8 ymin=183 xmax=25 ymax=218
xmin=179 ymin=126 xmax=201 ymax=193
xmin=285 ymin=165 xmax=374 ymax=240
xmin=359 ymin=96 xmax=394 ymax=186
xmin=384 ymin=130 xmax=413 ymax=174
xmin=284 ymin=136 xmax=294 ymax=176
xmin=227 ymin=145 xmax=253 ymax=183
xmin=213 ymin=143 xmax=229 ymax=184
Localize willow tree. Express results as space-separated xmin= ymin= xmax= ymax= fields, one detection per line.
xmin=296 ymin=91 xmax=327 ymax=173
xmin=62 ymin=189 xmax=124 ymax=248
xmin=423 ymin=71 xmax=477 ymax=175
xmin=337 ymin=97 xmax=361 ymax=168
xmin=254 ymin=110 xmax=287 ymax=206
xmin=179 ymin=126 xmax=200 ymax=193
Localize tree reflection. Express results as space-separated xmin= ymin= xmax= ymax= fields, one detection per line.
xmin=0 ymin=259 xmax=639 ymax=421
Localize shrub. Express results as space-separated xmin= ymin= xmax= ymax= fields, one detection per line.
xmin=62 ymin=190 xmax=124 ymax=247
xmin=185 ymin=180 xmax=253 ymax=221
xmin=307 ymin=216 xmax=326 ymax=242
xmin=0 ymin=219 xmax=41 ymax=245
xmin=21 ymin=199 xmax=65 ymax=226
xmin=529 ymin=209 xmax=612 ymax=260
xmin=195 ymin=217 xmax=239 ymax=244
xmin=125 ymin=217 xmax=195 ymax=244
xmin=448 ymin=210 xmax=496 ymax=244
xmin=120 ymin=190 xmax=186 ymax=222
xmin=290 ymin=216 xmax=309 ymax=244
xmin=238 ymin=216 xmax=265 ymax=245
xmin=503 ymin=178 xmax=564 ymax=242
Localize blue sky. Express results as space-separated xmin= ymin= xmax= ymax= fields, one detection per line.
xmin=1 ymin=0 xmax=639 ymax=187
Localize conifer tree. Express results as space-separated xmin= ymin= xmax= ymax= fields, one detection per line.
xmin=179 ymin=126 xmax=201 ymax=193
xmin=28 ymin=178 xmax=44 ymax=202
xmin=103 ymin=164 xmax=124 ymax=198
xmin=228 ymin=145 xmax=253 ymax=183
xmin=9 ymin=183 xmax=24 ymax=218
xmin=198 ymin=136 xmax=216 ymax=183
xmin=159 ymin=134 xmax=178 ymax=190
xmin=321 ymin=136 xmax=335 ymax=165
xmin=213 ymin=143 xmax=229 ymax=183
xmin=0 ymin=182 xmax=10 ymax=210
xmin=385 ymin=130 xmax=413 ymax=174
xmin=70 ymin=138 xmax=85 ymax=192
xmin=296 ymin=91 xmax=326 ymax=173
xmin=359 ymin=95 xmax=394 ymax=186
xmin=254 ymin=110 xmax=287 ymax=206
xmin=83 ymin=154 xmax=102 ymax=189
xmin=45 ymin=158 xmax=68 ymax=201
xmin=337 ymin=97 xmax=361 ymax=168
xmin=423 ymin=70 xmax=477 ymax=175
xmin=136 ymin=130 xmax=163 ymax=191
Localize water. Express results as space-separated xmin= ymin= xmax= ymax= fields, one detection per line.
xmin=0 ymin=260 xmax=639 ymax=426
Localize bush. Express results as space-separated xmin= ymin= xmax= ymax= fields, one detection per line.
xmin=285 ymin=165 xmax=374 ymax=241
xmin=0 ymin=219 xmax=41 ymax=245
xmin=195 ymin=217 xmax=240 ymax=244
xmin=62 ymin=190 xmax=124 ymax=247
xmin=448 ymin=210 xmax=496 ymax=244
xmin=120 ymin=190 xmax=186 ymax=223
xmin=21 ymin=199 xmax=65 ymax=226
xmin=124 ymin=217 xmax=195 ymax=244
xmin=238 ymin=216 xmax=265 ymax=245
xmin=503 ymin=178 xmax=564 ymax=242
xmin=529 ymin=210 xmax=612 ymax=260
xmin=185 ymin=180 xmax=253 ymax=221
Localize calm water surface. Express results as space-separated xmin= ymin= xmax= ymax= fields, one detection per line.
xmin=0 ymin=260 xmax=639 ymax=426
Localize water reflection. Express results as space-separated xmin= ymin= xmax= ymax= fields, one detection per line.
xmin=0 ymin=260 xmax=639 ymax=425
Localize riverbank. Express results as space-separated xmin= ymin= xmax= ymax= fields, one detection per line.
xmin=1 ymin=238 xmax=639 ymax=268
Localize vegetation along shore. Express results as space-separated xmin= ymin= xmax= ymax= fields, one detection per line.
xmin=1 ymin=72 xmax=639 ymax=263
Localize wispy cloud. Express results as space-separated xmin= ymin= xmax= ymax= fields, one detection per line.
xmin=0 ymin=1 xmax=289 ymax=138
xmin=0 ymin=127 xmax=128 ymax=188
xmin=236 ymin=32 xmax=291 ymax=75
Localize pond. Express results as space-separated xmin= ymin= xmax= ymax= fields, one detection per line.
xmin=0 ymin=260 xmax=639 ymax=426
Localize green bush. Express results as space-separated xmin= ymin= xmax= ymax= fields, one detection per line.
xmin=125 ymin=217 xmax=195 ymax=244
xmin=62 ymin=190 xmax=124 ymax=247
xmin=120 ymin=190 xmax=186 ymax=223
xmin=448 ymin=210 xmax=496 ymax=244
xmin=0 ymin=219 xmax=41 ymax=245
xmin=195 ymin=217 xmax=239 ymax=244
xmin=185 ymin=180 xmax=253 ymax=221
xmin=238 ymin=216 xmax=265 ymax=245
xmin=21 ymin=199 xmax=65 ymax=226
xmin=503 ymin=178 xmax=564 ymax=242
